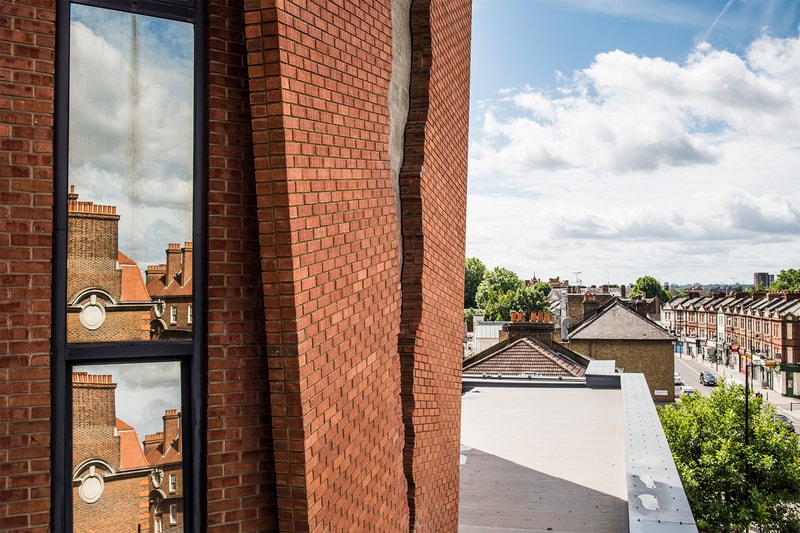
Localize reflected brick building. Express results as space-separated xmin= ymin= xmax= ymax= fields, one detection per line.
xmin=67 ymin=187 xmax=154 ymax=342
xmin=147 ymin=243 xmax=194 ymax=340
xmin=72 ymin=372 xmax=184 ymax=533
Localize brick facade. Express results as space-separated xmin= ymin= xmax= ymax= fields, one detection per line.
xmin=1 ymin=0 xmax=471 ymax=532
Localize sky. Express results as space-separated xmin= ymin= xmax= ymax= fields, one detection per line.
xmin=467 ymin=0 xmax=800 ymax=288
xmin=69 ymin=4 xmax=194 ymax=271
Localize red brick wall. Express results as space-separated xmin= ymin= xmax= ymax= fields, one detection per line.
xmin=398 ymin=1 xmax=471 ymax=530
xmin=243 ymin=0 xmax=409 ymax=530
xmin=206 ymin=1 xmax=278 ymax=531
xmin=0 ymin=0 xmax=56 ymax=531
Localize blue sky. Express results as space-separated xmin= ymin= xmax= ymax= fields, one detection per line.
xmin=467 ymin=0 xmax=800 ymax=287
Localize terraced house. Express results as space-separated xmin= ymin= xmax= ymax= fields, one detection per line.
xmin=664 ymin=292 xmax=800 ymax=397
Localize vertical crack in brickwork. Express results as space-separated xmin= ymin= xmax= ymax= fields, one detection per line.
xmin=398 ymin=0 xmax=431 ymax=527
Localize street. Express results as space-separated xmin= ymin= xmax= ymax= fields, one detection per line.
xmin=674 ymin=354 xmax=800 ymax=434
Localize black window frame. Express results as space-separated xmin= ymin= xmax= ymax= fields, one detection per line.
xmin=52 ymin=0 xmax=207 ymax=531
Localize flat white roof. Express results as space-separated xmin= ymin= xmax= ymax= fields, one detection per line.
xmin=459 ymin=376 xmax=697 ymax=532
xmin=459 ymin=385 xmax=628 ymax=531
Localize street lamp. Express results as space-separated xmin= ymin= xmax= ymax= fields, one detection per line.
xmin=744 ymin=362 xmax=751 ymax=446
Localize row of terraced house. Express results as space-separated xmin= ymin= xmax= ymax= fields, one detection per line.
xmin=662 ymin=292 xmax=800 ymax=396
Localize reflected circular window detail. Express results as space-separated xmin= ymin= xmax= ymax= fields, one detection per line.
xmin=80 ymin=295 xmax=106 ymax=331
xmin=78 ymin=467 xmax=104 ymax=503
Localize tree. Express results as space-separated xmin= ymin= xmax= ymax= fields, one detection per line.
xmin=771 ymin=269 xmax=800 ymax=291
xmin=658 ymin=381 xmax=800 ymax=532
xmin=475 ymin=267 xmax=523 ymax=310
xmin=464 ymin=258 xmax=487 ymax=309
xmin=630 ymin=275 xmax=670 ymax=302
xmin=473 ymin=267 xmax=551 ymax=321
xmin=531 ymin=280 xmax=552 ymax=297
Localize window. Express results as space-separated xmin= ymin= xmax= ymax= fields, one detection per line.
xmin=170 ymin=504 xmax=177 ymax=524
xmin=188 ymin=305 xmax=193 ymax=324
xmin=53 ymin=1 xmax=206 ymax=531
xmin=169 ymin=473 xmax=177 ymax=493
xmin=155 ymin=519 xmax=163 ymax=533
xmin=171 ymin=306 xmax=178 ymax=325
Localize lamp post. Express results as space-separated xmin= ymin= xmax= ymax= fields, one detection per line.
xmin=744 ymin=362 xmax=751 ymax=446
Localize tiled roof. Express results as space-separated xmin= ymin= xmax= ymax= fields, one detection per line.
xmin=569 ymin=301 xmax=672 ymax=341
xmin=463 ymin=337 xmax=585 ymax=377
xmin=118 ymin=251 xmax=151 ymax=302
xmin=116 ymin=418 xmax=148 ymax=469
xmin=147 ymin=275 xmax=193 ymax=297
xmin=145 ymin=438 xmax=182 ymax=466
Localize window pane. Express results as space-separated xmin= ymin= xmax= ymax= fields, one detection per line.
xmin=72 ymin=362 xmax=183 ymax=532
xmin=67 ymin=4 xmax=194 ymax=343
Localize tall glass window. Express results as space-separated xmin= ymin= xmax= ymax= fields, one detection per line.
xmin=54 ymin=1 xmax=205 ymax=531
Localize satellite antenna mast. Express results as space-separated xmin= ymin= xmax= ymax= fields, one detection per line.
xmin=573 ymin=271 xmax=582 ymax=288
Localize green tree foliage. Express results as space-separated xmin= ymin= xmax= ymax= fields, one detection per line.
xmin=464 ymin=258 xmax=487 ymax=308
xmin=748 ymin=283 xmax=768 ymax=294
xmin=630 ymin=275 xmax=671 ymax=302
xmin=475 ymin=267 xmax=523 ymax=309
xmin=476 ymin=267 xmax=550 ymax=321
xmin=532 ymin=280 xmax=552 ymax=297
xmin=658 ymin=381 xmax=800 ymax=532
xmin=770 ymin=268 xmax=800 ymax=291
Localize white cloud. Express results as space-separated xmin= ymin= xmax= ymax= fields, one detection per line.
xmin=69 ymin=9 xmax=194 ymax=269
xmin=468 ymin=33 xmax=800 ymax=285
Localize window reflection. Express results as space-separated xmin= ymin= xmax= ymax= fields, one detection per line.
xmin=72 ymin=362 xmax=183 ymax=533
xmin=67 ymin=4 xmax=194 ymax=343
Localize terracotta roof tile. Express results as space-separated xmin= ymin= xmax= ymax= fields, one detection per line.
xmin=116 ymin=418 xmax=148 ymax=469
xmin=118 ymin=251 xmax=151 ymax=302
xmin=464 ymin=338 xmax=585 ymax=377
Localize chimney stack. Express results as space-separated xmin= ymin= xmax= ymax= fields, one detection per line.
xmin=181 ymin=242 xmax=192 ymax=286
xmin=166 ymin=243 xmax=182 ymax=283
xmin=506 ymin=311 xmax=554 ymax=347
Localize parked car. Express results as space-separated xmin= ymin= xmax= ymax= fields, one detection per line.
xmin=700 ymin=371 xmax=717 ymax=386
xmin=679 ymin=385 xmax=695 ymax=396
xmin=674 ymin=372 xmax=683 ymax=385
xmin=774 ymin=414 xmax=795 ymax=433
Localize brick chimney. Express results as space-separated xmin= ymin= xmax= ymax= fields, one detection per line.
xmin=146 ymin=263 xmax=166 ymax=285
xmin=506 ymin=311 xmax=555 ymax=347
xmin=166 ymin=243 xmax=182 ymax=283
xmin=143 ymin=431 xmax=164 ymax=456
xmin=181 ymin=242 xmax=192 ymax=286
xmin=582 ymin=293 xmax=599 ymax=320
xmin=66 ymin=187 xmax=122 ymax=301
xmin=72 ymin=372 xmax=120 ymax=469
xmin=163 ymin=409 xmax=181 ymax=452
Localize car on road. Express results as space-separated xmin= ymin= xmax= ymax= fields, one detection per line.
xmin=674 ymin=372 xmax=683 ymax=385
xmin=774 ymin=414 xmax=795 ymax=433
xmin=679 ymin=385 xmax=695 ymax=396
xmin=700 ymin=371 xmax=717 ymax=386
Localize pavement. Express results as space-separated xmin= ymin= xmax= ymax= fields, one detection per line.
xmin=673 ymin=353 xmax=800 ymax=432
